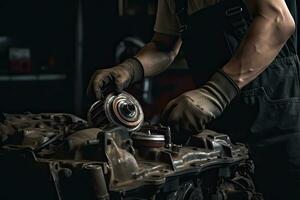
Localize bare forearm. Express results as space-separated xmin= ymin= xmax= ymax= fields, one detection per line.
xmin=135 ymin=34 xmax=182 ymax=77
xmin=223 ymin=0 xmax=295 ymax=88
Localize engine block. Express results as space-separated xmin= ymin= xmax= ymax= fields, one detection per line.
xmin=0 ymin=90 xmax=262 ymax=200
xmin=0 ymin=112 xmax=262 ymax=200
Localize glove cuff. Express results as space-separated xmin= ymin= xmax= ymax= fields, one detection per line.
xmin=204 ymin=70 xmax=240 ymax=111
xmin=119 ymin=57 xmax=144 ymax=84
xmin=215 ymin=69 xmax=240 ymax=100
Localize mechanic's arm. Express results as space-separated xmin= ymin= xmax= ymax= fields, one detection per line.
xmin=223 ymin=0 xmax=296 ymax=88
xmin=87 ymin=33 xmax=181 ymax=99
xmin=136 ymin=33 xmax=182 ymax=77
xmin=161 ymin=0 xmax=296 ymax=135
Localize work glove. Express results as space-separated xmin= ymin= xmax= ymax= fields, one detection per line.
xmin=161 ymin=70 xmax=239 ymax=135
xmin=87 ymin=57 xmax=144 ymax=99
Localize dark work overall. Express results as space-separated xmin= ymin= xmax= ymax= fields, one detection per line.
xmin=175 ymin=0 xmax=300 ymax=199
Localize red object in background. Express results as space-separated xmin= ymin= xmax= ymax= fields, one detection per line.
xmin=147 ymin=70 xmax=196 ymax=118
xmin=128 ymin=70 xmax=196 ymax=122
xmin=9 ymin=47 xmax=32 ymax=74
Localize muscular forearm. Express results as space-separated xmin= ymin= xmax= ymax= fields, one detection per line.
xmin=87 ymin=33 xmax=181 ymax=98
xmin=135 ymin=34 xmax=182 ymax=77
xmin=223 ymin=0 xmax=295 ymax=88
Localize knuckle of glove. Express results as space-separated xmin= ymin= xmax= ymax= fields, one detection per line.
xmin=92 ymin=70 xmax=109 ymax=83
xmin=162 ymin=102 xmax=179 ymax=124
xmin=165 ymin=97 xmax=192 ymax=118
xmin=113 ymin=71 xmax=131 ymax=90
xmin=179 ymin=95 xmax=198 ymax=109
xmin=90 ymin=69 xmax=114 ymax=98
xmin=181 ymin=93 xmax=196 ymax=103
xmin=93 ymin=72 xmax=107 ymax=88
xmin=164 ymin=92 xmax=217 ymax=134
xmin=198 ymin=109 xmax=215 ymax=126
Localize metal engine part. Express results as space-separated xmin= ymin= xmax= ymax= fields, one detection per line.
xmin=0 ymin=94 xmax=262 ymax=200
xmin=0 ymin=113 xmax=262 ymax=200
xmin=87 ymin=92 xmax=144 ymax=131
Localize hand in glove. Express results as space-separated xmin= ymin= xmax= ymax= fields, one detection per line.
xmin=87 ymin=57 xmax=144 ymax=99
xmin=161 ymin=70 xmax=239 ymax=135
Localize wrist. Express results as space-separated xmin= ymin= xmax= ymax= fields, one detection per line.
xmin=199 ymin=70 xmax=240 ymax=112
xmin=193 ymin=70 xmax=240 ymax=98
xmin=119 ymin=57 xmax=144 ymax=84
xmin=215 ymin=69 xmax=240 ymax=98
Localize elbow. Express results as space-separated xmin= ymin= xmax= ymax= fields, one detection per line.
xmin=167 ymin=41 xmax=182 ymax=62
xmin=274 ymin=12 xmax=296 ymax=43
xmin=168 ymin=50 xmax=178 ymax=62
xmin=168 ymin=39 xmax=182 ymax=61
xmin=279 ymin=16 xmax=295 ymax=39
xmin=286 ymin=17 xmax=296 ymax=37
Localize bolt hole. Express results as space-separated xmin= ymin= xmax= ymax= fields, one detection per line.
xmin=151 ymin=175 xmax=161 ymax=178
xmin=54 ymin=163 xmax=60 ymax=170
xmin=159 ymin=169 xmax=169 ymax=173
xmin=107 ymin=139 xmax=112 ymax=145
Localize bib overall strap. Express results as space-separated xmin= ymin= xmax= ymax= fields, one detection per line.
xmin=224 ymin=0 xmax=252 ymax=29
xmin=175 ymin=0 xmax=189 ymax=33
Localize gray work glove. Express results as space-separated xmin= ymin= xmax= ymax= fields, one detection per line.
xmin=161 ymin=70 xmax=240 ymax=135
xmin=87 ymin=57 xmax=144 ymax=99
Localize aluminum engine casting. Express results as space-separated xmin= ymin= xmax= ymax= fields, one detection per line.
xmin=0 ymin=93 xmax=262 ymax=200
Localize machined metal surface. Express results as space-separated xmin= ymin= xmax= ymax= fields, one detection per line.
xmin=0 ymin=98 xmax=262 ymax=200
xmin=87 ymin=92 xmax=144 ymax=131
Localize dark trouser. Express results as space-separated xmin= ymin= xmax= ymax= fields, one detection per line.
xmin=250 ymin=134 xmax=300 ymax=200
xmin=211 ymin=55 xmax=300 ymax=200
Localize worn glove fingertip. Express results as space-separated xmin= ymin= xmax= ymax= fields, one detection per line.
xmin=93 ymin=81 xmax=104 ymax=100
xmin=162 ymin=100 xmax=178 ymax=119
xmin=114 ymin=81 xmax=125 ymax=93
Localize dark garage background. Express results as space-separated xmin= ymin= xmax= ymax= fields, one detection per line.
xmin=0 ymin=0 xmax=299 ymax=119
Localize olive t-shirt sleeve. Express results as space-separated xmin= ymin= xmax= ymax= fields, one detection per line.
xmin=154 ymin=0 xmax=181 ymax=36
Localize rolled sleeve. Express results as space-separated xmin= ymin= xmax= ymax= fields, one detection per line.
xmin=154 ymin=0 xmax=181 ymax=36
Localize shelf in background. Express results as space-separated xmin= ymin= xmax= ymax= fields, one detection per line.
xmin=0 ymin=74 xmax=67 ymax=81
